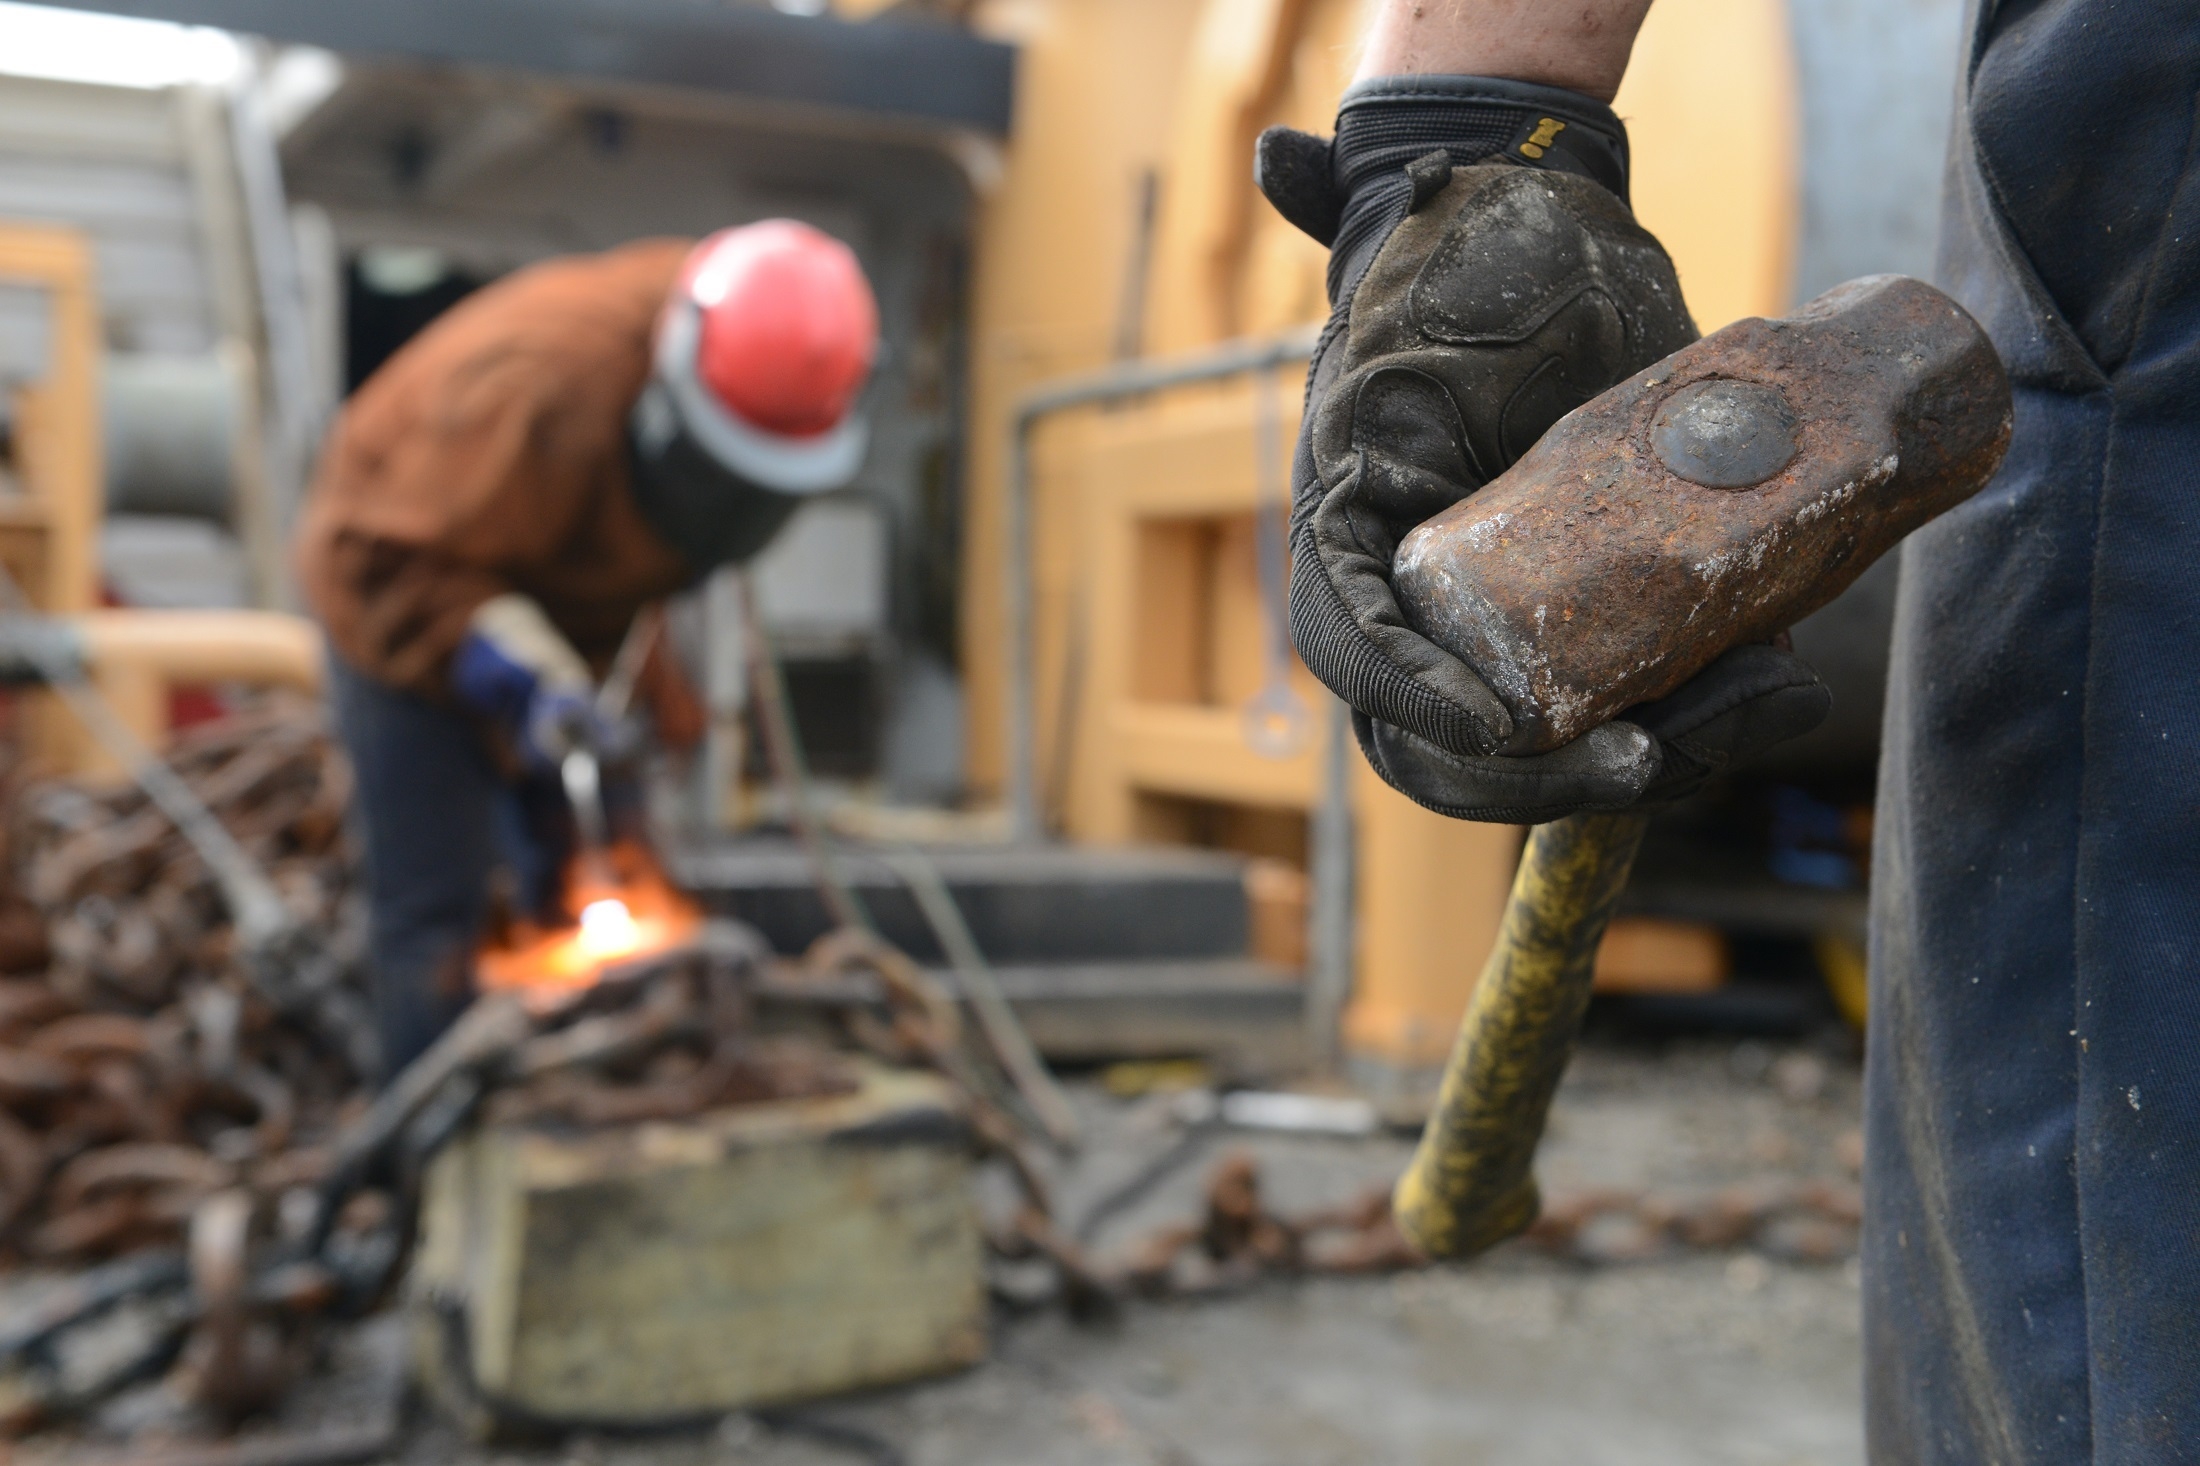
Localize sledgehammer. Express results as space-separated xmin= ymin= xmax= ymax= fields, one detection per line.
xmin=1387 ymin=275 xmax=2011 ymax=1259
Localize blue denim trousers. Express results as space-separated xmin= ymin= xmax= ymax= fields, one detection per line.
xmin=329 ymin=656 xmax=571 ymax=1078
xmin=1866 ymin=3 xmax=2200 ymax=1457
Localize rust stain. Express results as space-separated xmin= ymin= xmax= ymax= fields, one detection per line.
xmin=1393 ymin=275 xmax=2013 ymax=754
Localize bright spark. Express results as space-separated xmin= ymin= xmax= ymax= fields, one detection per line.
xmin=577 ymin=898 xmax=642 ymax=960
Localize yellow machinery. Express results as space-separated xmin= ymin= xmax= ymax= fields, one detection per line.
xmin=0 ymin=0 xmax=1806 ymax=1080
xmin=0 ymin=221 xmax=319 ymax=776
xmin=956 ymin=0 xmax=1802 ymax=1088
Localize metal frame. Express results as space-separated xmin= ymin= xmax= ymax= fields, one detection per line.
xmin=1003 ymin=326 xmax=1321 ymax=845
xmin=1004 ymin=327 xmax=1353 ymax=1061
xmin=38 ymin=0 xmax=1017 ymax=137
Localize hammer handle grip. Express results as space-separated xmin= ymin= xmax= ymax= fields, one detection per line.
xmin=1392 ymin=810 xmax=1651 ymax=1259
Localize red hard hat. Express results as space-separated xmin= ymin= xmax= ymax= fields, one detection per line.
xmin=652 ymin=222 xmax=877 ymax=496
xmin=679 ymin=221 xmax=877 ymax=437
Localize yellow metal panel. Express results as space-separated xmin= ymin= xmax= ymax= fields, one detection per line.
xmin=1594 ymin=915 xmax=1730 ymax=993
xmin=1143 ymin=0 xmax=1302 ymax=351
xmin=1111 ymin=701 xmax=1323 ymax=809
xmin=1229 ymin=0 xmax=1366 ymax=339
xmin=1083 ymin=375 xmax=1303 ymax=516
xmin=1346 ymin=763 xmax=1523 ymax=1073
xmin=1132 ymin=519 xmax=1217 ymax=704
xmin=961 ymin=0 xmax=1206 ymax=797
xmin=0 ymin=224 xmax=105 ymax=774
xmin=1208 ymin=514 xmax=1269 ymax=709
xmin=0 ymin=223 xmax=100 ymax=616
xmin=1063 ymin=432 xmax=1138 ymax=839
xmin=1615 ymin=0 xmax=1801 ymax=329
xmin=1145 ymin=0 xmax=1360 ymax=351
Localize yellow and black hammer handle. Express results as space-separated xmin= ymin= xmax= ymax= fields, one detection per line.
xmin=1392 ymin=810 xmax=1652 ymax=1259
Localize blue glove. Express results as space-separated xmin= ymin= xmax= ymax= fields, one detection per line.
xmin=450 ymin=595 xmax=603 ymax=772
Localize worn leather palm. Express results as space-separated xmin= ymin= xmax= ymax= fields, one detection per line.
xmin=1260 ymin=77 xmax=1830 ymax=823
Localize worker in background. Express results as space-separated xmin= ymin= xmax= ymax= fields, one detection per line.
xmin=293 ymin=222 xmax=879 ymax=1077
xmin=1261 ymin=0 xmax=2199 ymax=1455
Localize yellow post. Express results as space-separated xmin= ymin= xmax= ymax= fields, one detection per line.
xmin=0 ymin=224 xmax=103 ymax=772
xmin=1345 ymin=763 xmax=1523 ymax=1094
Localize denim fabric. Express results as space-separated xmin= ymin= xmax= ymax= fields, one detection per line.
xmin=329 ymin=657 xmax=571 ymax=1078
xmin=1867 ymin=2 xmax=2200 ymax=1458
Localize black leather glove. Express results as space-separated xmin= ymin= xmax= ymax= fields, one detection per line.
xmin=1260 ymin=76 xmax=1829 ymax=824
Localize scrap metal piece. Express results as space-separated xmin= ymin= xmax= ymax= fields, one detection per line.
xmin=0 ymin=1250 xmax=189 ymax=1366
xmin=1393 ymin=274 xmax=2012 ymax=754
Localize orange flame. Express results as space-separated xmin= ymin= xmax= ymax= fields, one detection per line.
xmin=476 ymin=842 xmax=703 ymax=1008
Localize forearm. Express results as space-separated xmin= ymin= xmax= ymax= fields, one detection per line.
xmin=1355 ymin=0 xmax=1653 ymax=103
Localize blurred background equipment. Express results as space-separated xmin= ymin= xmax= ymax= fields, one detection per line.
xmin=0 ymin=0 xmax=1958 ymax=1452
xmin=0 ymin=0 xmax=1957 ymax=1126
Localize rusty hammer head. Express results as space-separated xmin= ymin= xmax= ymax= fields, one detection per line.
xmin=1392 ymin=274 xmax=2012 ymax=755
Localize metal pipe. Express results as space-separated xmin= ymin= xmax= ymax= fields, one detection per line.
xmin=1003 ymin=325 xmax=1321 ymax=842
xmin=698 ymin=566 xmax=748 ymax=834
xmin=1305 ymin=695 xmax=1354 ymax=1071
xmin=71 ymin=609 xmax=323 ymax=693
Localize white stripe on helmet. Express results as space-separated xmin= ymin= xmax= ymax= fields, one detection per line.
xmin=652 ymin=298 xmax=868 ymax=496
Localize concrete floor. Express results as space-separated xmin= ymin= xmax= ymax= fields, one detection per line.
xmin=381 ymin=1033 xmax=1869 ymax=1466
xmin=14 ymin=1031 xmax=1866 ymax=1465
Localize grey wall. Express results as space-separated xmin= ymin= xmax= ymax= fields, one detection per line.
xmin=1775 ymin=0 xmax=1967 ymax=777
xmin=1789 ymin=0 xmax=1967 ymax=299
xmin=0 ymin=76 xmax=216 ymax=354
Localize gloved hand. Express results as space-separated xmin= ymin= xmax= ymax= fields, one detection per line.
xmin=449 ymin=593 xmax=613 ymax=772
xmin=1259 ymin=76 xmax=1829 ymax=824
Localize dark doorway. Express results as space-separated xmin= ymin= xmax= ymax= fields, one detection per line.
xmin=344 ymin=249 xmax=493 ymax=394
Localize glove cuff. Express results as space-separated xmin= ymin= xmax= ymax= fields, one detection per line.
xmin=467 ymin=593 xmax=591 ymax=693
xmin=1335 ymin=75 xmax=1630 ymax=200
xmin=1323 ymin=74 xmax=1632 ymax=305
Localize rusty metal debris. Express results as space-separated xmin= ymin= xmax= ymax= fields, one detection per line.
xmin=0 ymin=697 xmax=1863 ymax=1451
xmin=0 ymin=701 xmax=367 ymax=1274
xmin=0 ymin=697 xmax=1086 ymax=1443
xmin=1523 ymin=1176 xmax=1862 ymax=1265
xmin=1099 ymin=1151 xmax=1863 ymax=1298
xmin=1394 ymin=274 xmax=2013 ymax=753
xmin=1115 ymin=1152 xmax=1421 ymax=1296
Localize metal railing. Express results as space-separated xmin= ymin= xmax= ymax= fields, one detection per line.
xmin=1001 ymin=325 xmax=1356 ymax=1069
xmin=1002 ymin=325 xmax=1323 ymax=843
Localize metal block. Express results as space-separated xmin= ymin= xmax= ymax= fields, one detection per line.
xmin=413 ymin=1064 xmax=986 ymax=1428
xmin=1394 ymin=276 xmax=2009 ymax=753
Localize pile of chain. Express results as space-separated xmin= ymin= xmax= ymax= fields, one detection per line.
xmin=0 ymin=682 xmax=1078 ymax=1440
xmin=1523 ymin=1176 xmax=1862 ymax=1264
xmin=1103 ymin=1153 xmax=1863 ymax=1298
xmin=1113 ymin=1155 xmax=1420 ymax=1296
xmin=0 ymin=909 xmax=1075 ymax=1435
xmin=471 ymin=924 xmax=1053 ymax=1143
xmin=0 ymin=700 xmax=367 ymax=1268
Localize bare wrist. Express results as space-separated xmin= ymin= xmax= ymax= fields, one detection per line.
xmin=1354 ymin=0 xmax=1652 ymax=104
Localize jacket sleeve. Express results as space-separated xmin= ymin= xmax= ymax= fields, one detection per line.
xmin=303 ymin=531 xmax=508 ymax=696
xmin=299 ymin=343 xmax=635 ymax=696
